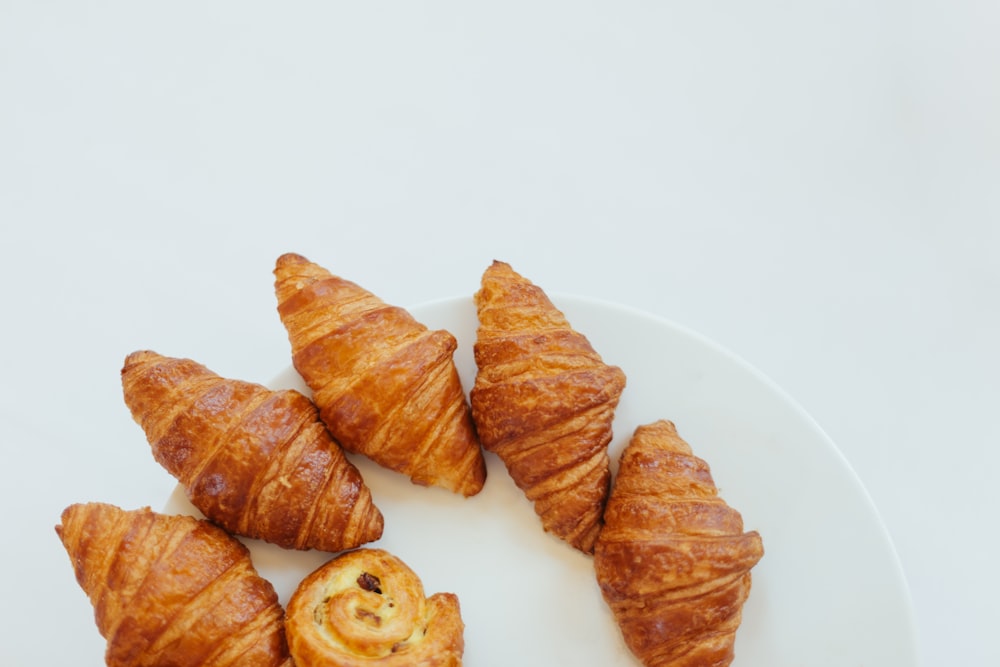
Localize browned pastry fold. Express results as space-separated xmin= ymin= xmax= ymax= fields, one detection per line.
xmin=286 ymin=548 xmax=464 ymax=667
xmin=121 ymin=350 xmax=384 ymax=552
xmin=273 ymin=252 xmax=486 ymax=497
xmin=594 ymin=420 xmax=764 ymax=667
xmin=55 ymin=502 xmax=294 ymax=667
xmin=470 ymin=260 xmax=626 ymax=553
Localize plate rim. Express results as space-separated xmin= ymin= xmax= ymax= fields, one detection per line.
xmin=407 ymin=290 xmax=920 ymax=661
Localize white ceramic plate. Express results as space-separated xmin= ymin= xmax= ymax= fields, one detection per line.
xmin=166 ymin=295 xmax=918 ymax=666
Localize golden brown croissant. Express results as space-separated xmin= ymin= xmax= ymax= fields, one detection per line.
xmin=273 ymin=252 xmax=486 ymax=497
xmin=285 ymin=548 xmax=465 ymax=667
xmin=55 ymin=502 xmax=293 ymax=667
xmin=469 ymin=260 xmax=626 ymax=553
xmin=121 ymin=350 xmax=384 ymax=552
xmin=594 ymin=420 xmax=764 ymax=667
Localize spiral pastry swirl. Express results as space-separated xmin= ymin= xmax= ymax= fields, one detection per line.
xmin=286 ymin=549 xmax=464 ymax=667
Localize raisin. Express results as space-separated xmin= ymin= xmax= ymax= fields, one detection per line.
xmin=357 ymin=572 xmax=383 ymax=594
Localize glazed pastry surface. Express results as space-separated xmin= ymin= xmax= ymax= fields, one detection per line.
xmin=121 ymin=350 xmax=384 ymax=552
xmin=594 ymin=420 xmax=764 ymax=667
xmin=56 ymin=502 xmax=293 ymax=667
xmin=274 ymin=253 xmax=486 ymax=496
xmin=286 ymin=548 xmax=465 ymax=667
xmin=470 ymin=260 xmax=626 ymax=552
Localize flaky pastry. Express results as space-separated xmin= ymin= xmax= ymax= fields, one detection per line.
xmin=274 ymin=253 xmax=486 ymax=496
xmin=56 ymin=502 xmax=293 ymax=667
xmin=470 ymin=260 xmax=626 ymax=552
xmin=594 ymin=420 xmax=764 ymax=667
xmin=121 ymin=350 xmax=384 ymax=552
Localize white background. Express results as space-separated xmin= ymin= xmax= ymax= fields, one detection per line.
xmin=2 ymin=2 xmax=997 ymax=665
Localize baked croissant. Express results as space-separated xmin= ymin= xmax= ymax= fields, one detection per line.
xmin=470 ymin=260 xmax=626 ymax=553
xmin=55 ymin=502 xmax=293 ymax=667
xmin=594 ymin=420 xmax=764 ymax=667
xmin=286 ymin=548 xmax=465 ymax=667
xmin=121 ymin=350 xmax=384 ymax=552
xmin=273 ymin=252 xmax=486 ymax=496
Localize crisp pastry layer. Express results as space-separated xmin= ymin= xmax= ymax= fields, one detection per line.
xmin=273 ymin=253 xmax=486 ymax=497
xmin=594 ymin=420 xmax=764 ymax=667
xmin=121 ymin=350 xmax=384 ymax=552
xmin=470 ymin=260 xmax=626 ymax=553
xmin=286 ymin=548 xmax=464 ymax=667
xmin=55 ymin=502 xmax=293 ymax=667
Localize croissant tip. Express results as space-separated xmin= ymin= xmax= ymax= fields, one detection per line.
xmin=457 ymin=479 xmax=486 ymax=498
xmin=123 ymin=349 xmax=159 ymax=362
xmin=276 ymin=252 xmax=310 ymax=268
xmin=58 ymin=501 xmax=125 ymax=531
xmin=480 ymin=260 xmax=518 ymax=288
xmin=55 ymin=504 xmax=77 ymax=536
xmin=648 ymin=419 xmax=678 ymax=431
xmin=121 ymin=350 xmax=163 ymax=374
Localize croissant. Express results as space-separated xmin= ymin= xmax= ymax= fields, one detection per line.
xmin=273 ymin=252 xmax=486 ymax=496
xmin=594 ymin=420 xmax=764 ymax=667
xmin=285 ymin=548 xmax=465 ymax=667
xmin=469 ymin=260 xmax=626 ymax=553
xmin=121 ymin=350 xmax=384 ymax=552
xmin=55 ymin=502 xmax=293 ymax=667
